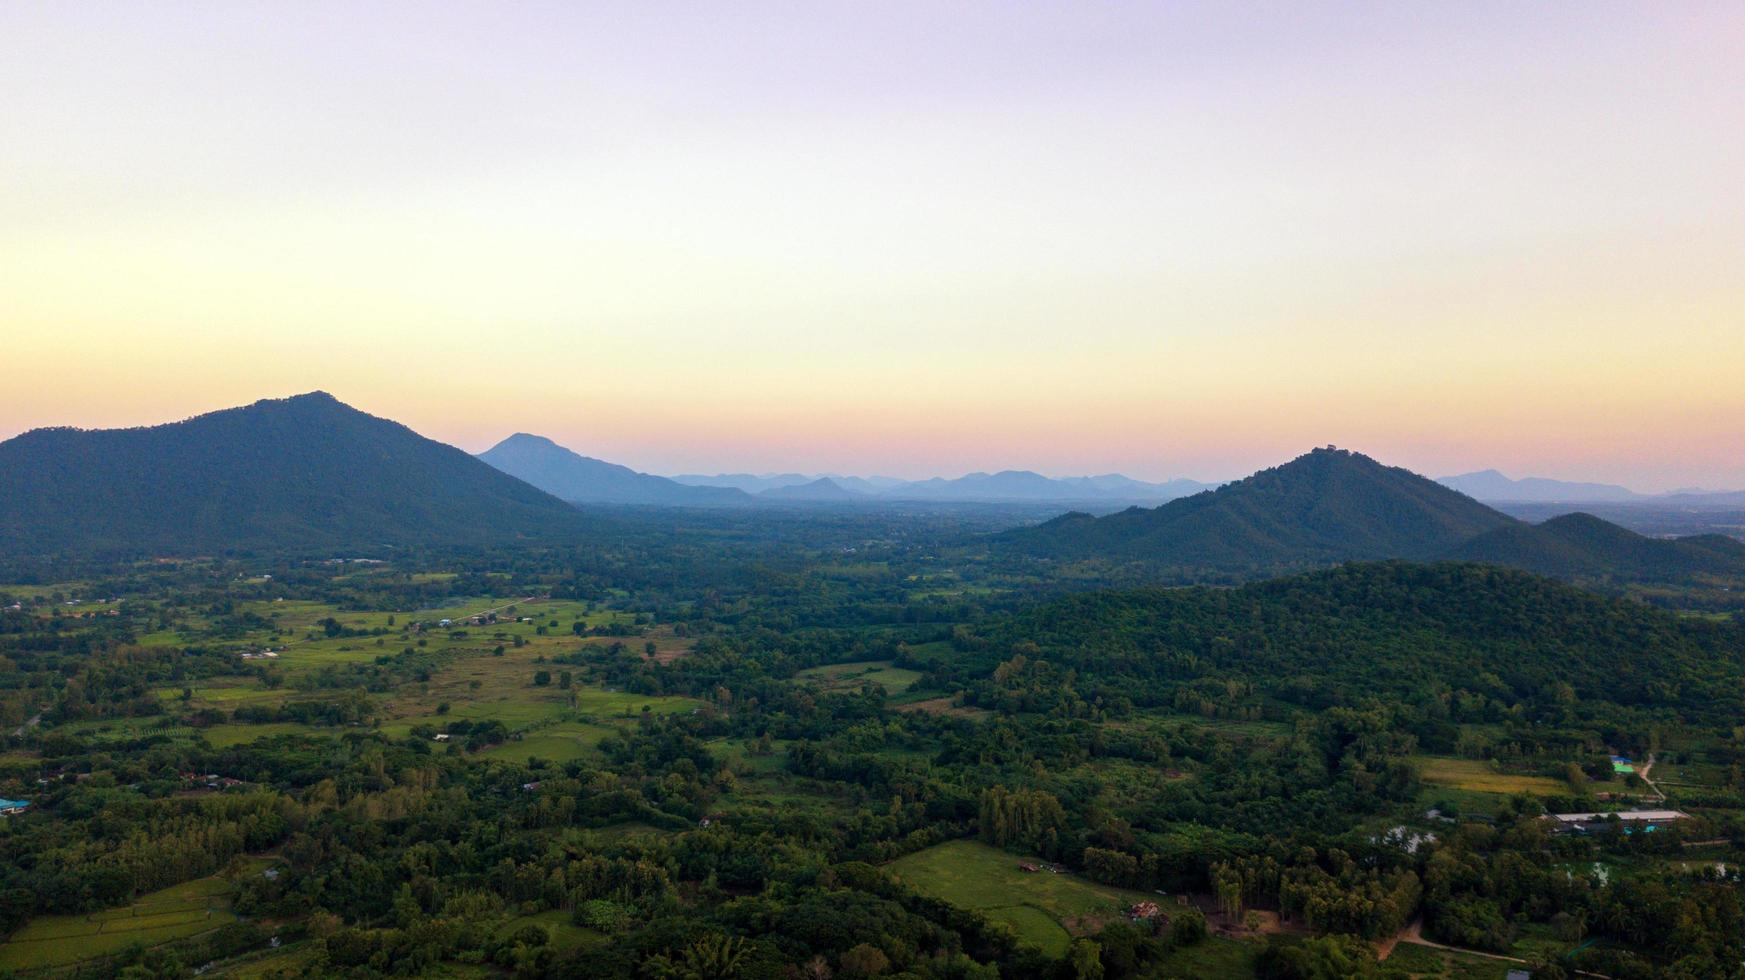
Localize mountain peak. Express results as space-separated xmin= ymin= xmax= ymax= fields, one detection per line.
xmin=477 ymin=433 xmax=751 ymax=507
xmin=488 ymin=432 xmax=563 ymax=452
xmin=1004 ymin=446 xmax=1513 ymax=567
xmin=0 ymin=394 xmax=583 ymax=554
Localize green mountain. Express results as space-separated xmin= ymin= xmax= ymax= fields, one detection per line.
xmin=1451 ymin=511 xmax=1745 ymax=583
xmin=1004 ymin=447 xmax=1513 ymax=570
xmin=0 ymin=392 xmax=587 ymax=555
xmin=477 ymin=433 xmax=751 ymax=507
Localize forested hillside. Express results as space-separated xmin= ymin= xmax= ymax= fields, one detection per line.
xmin=1452 ymin=512 xmax=1745 ymax=584
xmin=930 ymin=561 xmax=1745 ymax=725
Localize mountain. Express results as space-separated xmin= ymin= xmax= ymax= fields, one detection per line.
xmin=1062 ymin=474 xmax=1221 ymax=499
xmin=1437 ymin=469 xmax=1642 ymax=503
xmin=883 ymin=470 xmax=1213 ymax=502
xmin=673 ymin=470 xmax=1211 ymax=502
xmin=478 ymin=434 xmax=750 ymax=507
xmin=1451 ymin=511 xmax=1745 ymax=582
xmin=0 ymin=393 xmax=587 ymax=554
xmin=1655 ymin=489 xmax=1745 ymax=508
xmin=670 ymin=473 xmax=819 ymax=494
xmin=829 ymin=475 xmax=908 ymax=494
xmin=759 ymin=477 xmax=863 ymax=502
xmin=1004 ymin=447 xmax=1514 ymax=568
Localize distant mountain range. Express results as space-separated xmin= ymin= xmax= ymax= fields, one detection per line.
xmin=0 ymin=393 xmax=585 ymax=554
xmin=1437 ymin=468 xmax=1744 ymax=506
xmin=670 ymin=469 xmax=1217 ymax=503
xmin=6 ymin=394 xmax=1739 ymax=588
xmin=1004 ymin=447 xmax=1745 ymax=586
xmin=1437 ymin=469 xmax=1642 ymax=503
xmin=758 ymin=477 xmax=863 ymax=502
xmin=478 ymin=434 xmax=751 ymax=507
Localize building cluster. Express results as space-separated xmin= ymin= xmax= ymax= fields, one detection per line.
xmin=180 ymin=772 xmax=250 ymax=790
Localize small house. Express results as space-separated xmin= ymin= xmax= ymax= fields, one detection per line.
xmin=0 ymin=799 xmax=30 ymax=817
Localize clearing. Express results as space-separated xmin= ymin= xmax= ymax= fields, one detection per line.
xmin=885 ymin=839 xmax=1160 ymax=957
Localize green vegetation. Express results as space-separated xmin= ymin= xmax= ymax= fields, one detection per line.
xmin=886 ymin=840 xmax=1157 ymax=956
xmin=0 ymin=869 xmax=242 ymax=971
xmin=1 ymin=500 xmax=1742 ymax=979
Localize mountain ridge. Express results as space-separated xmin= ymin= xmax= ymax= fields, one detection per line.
xmin=1002 ymin=447 xmax=1745 ymax=588
xmin=0 ymin=392 xmax=587 ymax=554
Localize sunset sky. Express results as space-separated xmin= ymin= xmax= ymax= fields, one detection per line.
xmin=3 ymin=3 xmax=1742 ymax=490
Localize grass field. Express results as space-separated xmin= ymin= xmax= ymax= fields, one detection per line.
xmin=1149 ymin=935 xmax=1261 ymax=979
xmin=0 ymin=869 xmax=242 ymax=971
xmin=494 ymin=910 xmax=607 ymax=952
xmin=202 ymin=721 xmax=329 ymax=748
xmin=797 ymin=660 xmax=924 ymax=694
xmin=885 ymin=840 xmax=1159 ymax=957
xmin=1413 ymin=756 xmax=1569 ymax=796
xmin=209 ymin=943 xmax=318 ymax=978
xmin=477 ymin=724 xmax=617 ymax=764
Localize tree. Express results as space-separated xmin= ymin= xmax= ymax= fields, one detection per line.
xmin=839 ymin=944 xmax=890 ymax=976
xmin=1068 ymin=939 xmax=1104 ymax=980
xmin=533 ymin=671 xmax=551 ymax=687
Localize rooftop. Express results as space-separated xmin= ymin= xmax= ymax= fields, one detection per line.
xmin=1550 ymin=809 xmax=1685 ymax=823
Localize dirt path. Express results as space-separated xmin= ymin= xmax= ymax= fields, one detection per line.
xmin=1380 ymin=918 xmax=1614 ymax=978
xmin=1638 ymin=752 xmax=1665 ymax=803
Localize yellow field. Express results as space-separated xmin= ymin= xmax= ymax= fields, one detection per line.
xmin=1413 ymin=756 xmax=1569 ymax=796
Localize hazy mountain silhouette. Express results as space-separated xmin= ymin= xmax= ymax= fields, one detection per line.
xmin=759 ymin=477 xmax=863 ymax=501
xmin=883 ymin=471 xmax=1215 ymax=502
xmin=478 ymin=434 xmax=750 ymax=507
xmin=0 ymin=393 xmax=586 ymax=554
xmin=670 ymin=473 xmax=819 ymax=494
xmin=1438 ymin=469 xmax=1642 ymax=503
xmin=673 ymin=469 xmax=1211 ymax=502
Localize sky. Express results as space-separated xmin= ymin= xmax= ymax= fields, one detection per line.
xmin=2 ymin=3 xmax=1742 ymax=491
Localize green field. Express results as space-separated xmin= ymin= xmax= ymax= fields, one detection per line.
xmin=1413 ymin=756 xmax=1569 ymax=796
xmin=1148 ymin=935 xmax=1261 ymax=979
xmin=0 ymin=870 xmax=242 ymax=971
xmin=797 ymin=660 xmax=924 ymax=694
xmin=477 ymin=723 xmax=617 ymax=764
xmin=494 ymin=909 xmax=607 ymax=951
xmin=202 ymin=721 xmax=329 ymax=748
xmin=885 ymin=839 xmax=1159 ymax=957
